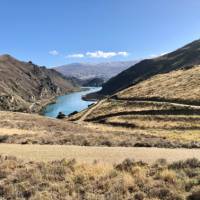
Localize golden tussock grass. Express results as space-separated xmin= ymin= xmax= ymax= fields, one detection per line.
xmin=1 ymin=156 xmax=199 ymax=199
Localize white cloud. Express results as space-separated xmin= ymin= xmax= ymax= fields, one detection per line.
xmin=86 ymin=51 xmax=116 ymax=58
xmin=67 ymin=53 xmax=85 ymax=58
xmin=118 ymin=51 xmax=129 ymax=56
xmin=49 ymin=50 xmax=59 ymax=56
xmin=86 ymin=51 xmax=129 ymax=58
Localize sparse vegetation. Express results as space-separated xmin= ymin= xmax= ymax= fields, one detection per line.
xmin=0 ymin=156 xmax=199 ymax=200
xmin=1 ymin=111 xmax=200 ymax=148
xmin=68 ymin=66 xmax=200 ymax=149
xmin=117 ymin=65 xmax=200 ymax=104
xmin=0 ymin=55 xmax=79 ymax=112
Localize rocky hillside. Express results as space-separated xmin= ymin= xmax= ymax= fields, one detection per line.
xmin=99 ymin=39 xmax=200 ymax=95
xmin=0 ymin=55 xmax=78 ymax=112
xmin=54 ymin=61 xmax=139 ymax=81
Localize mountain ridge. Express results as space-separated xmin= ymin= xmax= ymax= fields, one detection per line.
xmin=0 ymin=54 xmax=79 ymax=112
xmin=98 ymin=39 xmax=200 ymax=95
xmin=54 ymin=60 xmax=139 ymax=81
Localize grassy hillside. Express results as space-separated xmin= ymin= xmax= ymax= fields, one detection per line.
xmin=116 ymin=65 xmax=200 ymax=104
xmin=69 ymin=65 xmax=200 ymax=148
xmin=98 ymin=39 xmax=200 ymax=96
xmin=0 ymin=55 xmax=78 ymax=112
xmin=0 ymin=110 xmax=199 ymax=148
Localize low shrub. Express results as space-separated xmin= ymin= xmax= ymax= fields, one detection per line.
xmin=0 ymin=156 xmax=199 ymax=200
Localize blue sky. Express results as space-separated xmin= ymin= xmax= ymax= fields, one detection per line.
xmin=0 ymin=0 xmax=200 ymax=67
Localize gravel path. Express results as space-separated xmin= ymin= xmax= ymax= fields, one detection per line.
xmin=0 ymin=144 xmax=199 ymax=164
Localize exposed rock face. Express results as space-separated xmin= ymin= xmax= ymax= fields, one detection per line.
xmin=0 ymin=55 xmax=79 ymax=112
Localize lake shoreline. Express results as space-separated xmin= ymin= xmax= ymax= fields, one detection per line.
xmin=42 ymin=87 xmax=101 ymax=118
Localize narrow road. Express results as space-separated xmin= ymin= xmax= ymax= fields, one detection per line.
xmin=0 ymin=144 xmax=199 ymax=164
xmin=114 ymin=98 xmax=200 ymax=109
xmin=77 ymin=98 xmax=200 ymax=122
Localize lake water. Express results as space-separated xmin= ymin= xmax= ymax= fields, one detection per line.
xmin=42 ymin=87 xmax=101 ymax=118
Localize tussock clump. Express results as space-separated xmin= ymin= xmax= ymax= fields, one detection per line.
xmin=0 ymin=156 xmax=199 ymax=199
xmin=169 ymin=158 xmax=200 ymax=169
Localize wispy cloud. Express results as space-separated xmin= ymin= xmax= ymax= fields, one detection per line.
xmin=67 ymin=53 xmax=85 ymax=58
xmin=86 ymin=51 xmax=129 ymax=58
xmin=118 ymin=51 xmax=129 ymax=56
xmin=49 ymin=50 xmax=59 ymax=56
xmin=51 ymin=50 xmax=130 ymax=59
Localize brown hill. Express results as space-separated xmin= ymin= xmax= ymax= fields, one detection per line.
xmin=0 ymin=55 xmax=78 ymax=112
xmin=116 ymin=65 xmax=200 ymax=105
xmin=69 ymin=65 xmax=200 ymax=148
xmin=98 ymin=39 xmax=200 ymax=96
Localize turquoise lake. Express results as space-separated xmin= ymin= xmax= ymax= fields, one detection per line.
xmin=42 ymin=87 xmax=101 ymax=118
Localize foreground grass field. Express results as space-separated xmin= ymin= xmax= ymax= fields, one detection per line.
xmin=0 ymin=156 xmax=200 ymax=200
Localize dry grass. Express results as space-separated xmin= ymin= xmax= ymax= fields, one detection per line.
xmin=0 ymin=111 xmax=200 ymax=148
xmin=68 ymin=99 xmax=200 ymax=147
xmin=67 ymin=66 xmax=200 ymax=149
xmin=117 ymin=65 xmax=200 ymax=103
xmin=0 ymin=156 xmax=200 ymax=199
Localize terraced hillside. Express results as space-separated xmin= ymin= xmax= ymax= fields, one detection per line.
xmin=0 ymin=110 xmax=199 ymax=148
xmin=69 ymin=65 xmax=200 ymax=147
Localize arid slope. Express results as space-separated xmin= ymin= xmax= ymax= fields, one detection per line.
xmin=98 ymin=39 xmax=200 ymax=96
xmin=0 ymin=55 xmax=78 ymax=112
xmin=116 ymin=65 xmax=200 ymax=104
xmin=0 ymin=110 xmax=200 ymax=148
xmin=69 ymin=65 xmax=200 ymax=147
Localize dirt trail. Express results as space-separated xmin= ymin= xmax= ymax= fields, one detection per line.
xmin=77 ymin=99 xmax=106 ymax=122
xmin=0 ymin=144 xmax=200 ymax=164
xmin=114 ymin=98 xmax=200 ymax=109
xmin=77 ymin=98 xmax=200 ymax=122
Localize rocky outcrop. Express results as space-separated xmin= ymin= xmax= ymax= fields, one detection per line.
xmin=0 ymin=55 xmax=79 ymax=112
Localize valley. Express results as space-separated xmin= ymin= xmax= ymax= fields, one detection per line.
xmin=68 ymin=64 xmax=200 ymax=148
xmin=1 ymin=1 xmax=200 ymax=199
xmin=42 ymin=87 xmax=101 ymax=118
xmin=1 ymin=39 xmax=200 ymax=200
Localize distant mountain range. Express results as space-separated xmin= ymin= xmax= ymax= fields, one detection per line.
xmin=0 ymin=55 xmax=78 ymax=112
xmin=54 ymin=61 xmax=139 ymax=82
xmin=97 ymin=39 xmax=200 ymax=96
